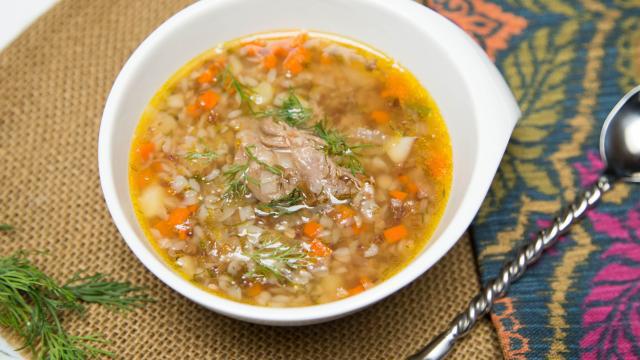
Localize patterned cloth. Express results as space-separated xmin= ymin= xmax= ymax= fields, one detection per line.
xmin=421 ymin=0 xmax=640 ymax=359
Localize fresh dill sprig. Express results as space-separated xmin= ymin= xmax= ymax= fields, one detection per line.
xmin=219 ymin=65 xmax=255 ymax=114
xmin=256 ymin=188 xmax=306 ymax=216
xmin=184 ymin=151 xmax=218 ymax=161
xmin=312 ymin=121 xmax=369 ymax=175
xmin=63 ymin=273 xmax=153 ymax=312
xmin=0 ymin=223 xmax=13 ymax=232
xmin=257 ymin=90 xmax=312 ymax=127
xmin=222 ymin=163 xmax=252 ymax=201
xmin=245 ymin=234 xmax=311 ymax=283
xmin=244 ymin=145 xmax=283 ymax=176
xmin=0 ymin=252 xmax=153 ymax=359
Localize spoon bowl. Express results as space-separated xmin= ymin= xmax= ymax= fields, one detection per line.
xmin=601 ymin=84 xmax=640 ymax=182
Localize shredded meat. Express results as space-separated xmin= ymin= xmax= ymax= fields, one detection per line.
xmin=233 ymin=118 xmax=359 ymax=202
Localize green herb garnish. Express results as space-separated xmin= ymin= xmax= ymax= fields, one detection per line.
xmin=244 ymin=234 xmax=311 ymax=284
xmin=184 ymin=151 xmax=218 ymax=161
xmin=312 ymin=120 xmax=369 ymax=175
xmin=222 ymin=163 xmax=252 ymax=200
xmin=0 ymin=252 xmax=152 ymax=359
xmin=257 ymin=188 xmax=307 ymax=216
xmin=244 ymin=145 xmax=283 ymax=176
xmin=219 ymin=65 xmax=255 ymax=114
xmin=0 ymin=224 xmax=13 ymax=232
xmin=258 ymin=90 xmax=312 ymax=127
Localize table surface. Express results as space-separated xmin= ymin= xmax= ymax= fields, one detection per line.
xmin=0 ymin=2 xmax=56 ymax=358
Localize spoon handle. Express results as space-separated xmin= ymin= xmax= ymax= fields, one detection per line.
xmin=408 ymin=175 xmax=612 ymax=360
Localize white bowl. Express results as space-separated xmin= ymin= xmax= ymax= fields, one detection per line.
xmin=98 ymin=0 xmax=519 ymax=325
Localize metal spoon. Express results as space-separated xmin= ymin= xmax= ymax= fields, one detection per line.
xmin=409 ymin=84 xmax=640 ymax=360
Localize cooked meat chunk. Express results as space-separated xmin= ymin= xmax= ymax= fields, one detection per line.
xmin=232 ymin=118 xmax=358 ymax=202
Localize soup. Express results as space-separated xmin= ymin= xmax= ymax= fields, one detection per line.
xmin=129 ymin=31 xmax=452 ymax=307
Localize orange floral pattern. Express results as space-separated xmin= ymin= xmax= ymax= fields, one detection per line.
xmin=424 ymin=0 xmax=527 ymax=60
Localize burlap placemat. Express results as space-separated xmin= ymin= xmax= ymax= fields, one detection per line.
xmin=0 ymin=1 xmax=501 ymax=358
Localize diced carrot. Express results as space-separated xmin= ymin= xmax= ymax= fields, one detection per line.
xmin=197 ymin=69 xmax=214 ymax=84
xmin=381 ymin=72 xmax=409 ymax=101
xmin=319 ymin=51 xmax=332 ymax=64
xmin=348 ymin=284 xmax=365 ymax=296
xmin=177 ymin=227 xmax=190 ymax=240
xmin=198 ymin=90 xmax=220 ymax=110
xmin=262 ymin=53 xmax=278 ymax=69
xmin=186 ymin=102 xmax=201 ymax=118
xmin=309 ymin=239 xmax=332 ymax=257
xmin=332 ymin=205 xmax=356 ymax=223
xmin=427 ymin=154 xmax=449 ymax=179
xmin=303 ymin=221 xmax=322 ymax=239
xmin=389 ymin=190 xmax=408 ymax=201
xmin=136 ymin=142 xmax=155 ymax=161
xmin=352 ymin=223 xmax=363 ymax=235
xmin=283 ymin=46 xmax=309 ymax=75
xmin=154 ymin=220 xmax=173 ymax=237
xmin=370 ymin=110 xmax=390 ymax=124
xmin=398 ymin=175 xmax=419 ymax=194
xmin=187 ymin=204 xmax=199 ymax=213
xmin=151 ymin=162 xmax=164 ymax=172
xmin=243 ymin=44 xmax=262 ymax=56
xmin=246 ymin=282 xmax=263 ymax=297
xmin=167 ymin=207 xmax=192 ymax=226
xmin=272 ymin=43 xmax=289 ymax=57
xmin=383 ymin=224 xmax=408 ymax=243
xmin=290 ymin=32 xmax=308 ymax=47
xmin=137 ymin=168 xmax=155 ymax=189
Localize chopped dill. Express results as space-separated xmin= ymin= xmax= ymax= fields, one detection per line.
xmin=312 ymin=120 xmax=369 ymax=175
xmin=222 ymin=163 xmax=252 ymax=200
xmin=244 ymin=233 xmax=311 ymax=283
xmin=257 ymin=90 xmax=312 ymax=127
xmin=257 ymin=188 xmax=306 ymax=216
xmin=0 ymin=252 xmax=153 ymax=359
xmin=184 ymin=151 xmax=218 ymax=161
xmin=0 ymin=223 xmax=13 ymax=232
xmin=244 ymin=145 xmax=284 ymax=176
xmin=219 ymin=65 xmax=255 ymax=114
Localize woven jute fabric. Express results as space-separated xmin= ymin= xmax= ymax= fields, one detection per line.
xmin=0 ymin=1 xmax=501 ymax=358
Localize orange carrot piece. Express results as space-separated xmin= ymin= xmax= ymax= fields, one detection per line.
xmin=320 ymin=53 xmax=332 ymax=65
xmin=352 ymin=223 xmax=363 ymax=235
xmin=303 ymin=221 xmax=322 ymax=239
xmin=154 ymin=220 xmax=173 ymax=237
xmin=333 ymin=205 xmax=356 ymax=222
xmin=263 ymin=53 xmax=278 ymax=69
xmin=136 ymin=142 xmax=155 ymax=161
xmin=186 ymin=102 xmax=201 ymax=118
xmin=167 ymin=207 xmax=191 ymax=226
xmin=398 ymin=175 xmax=419 ymax=194
xmin=137 ymin=168 xmax=155 ymax=189
xmin=177 ymin=227 xmax=190 ymax=240
xmin=283 ymin=46 xmax=309 ymax=75
xmin=290 ymin=32 xmax=308 ymax=47
xmin=309 ymin=239 xmax=332 ymax=257
xmin=246 ymin=282 xmax=263 ymax=297
xmin=348 ymin=284 xmax=365 ymax=296
xmin=198 ymin=90 xmax=220 ymax=110
xmin=383 ymin=224 xmax=408 ymax=244
xmin=381 ymin=73 xmax=409 ymax=101
xmin=389 ymin=190 xmax=408 ymax=201
xmin=197 ymin=69 xmax=214 ymax=84
xmin=427 ymin=154 xmax=448 ymax=179
xmin=244 ymin=44 xmax=262 ymax=56
xmin=370 ymin=110 xmax=390 ymax=124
